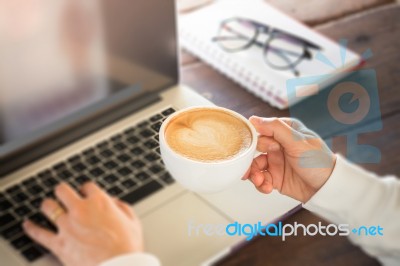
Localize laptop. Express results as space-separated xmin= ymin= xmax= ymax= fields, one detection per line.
xmin=0 ymin=1 xmax=299 ymax=265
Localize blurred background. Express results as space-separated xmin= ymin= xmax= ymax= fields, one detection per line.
xmin=178 ymin=0 xmax=399 ymax=265
xmin=0 ymin=0 xmax=398 ymax=265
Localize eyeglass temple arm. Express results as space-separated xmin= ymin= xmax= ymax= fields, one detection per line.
xmin=212 ymin=36 xmax=300 ymax=76
xmin=213 ymin=23 xmax=308 ymax=57
xmin=240 ymin=17 xmax=321 ymax=50
xmin=273 ymin=29 xmax=321 ymax=50
xmin=212 ymin=35 xmax=305 ymax=58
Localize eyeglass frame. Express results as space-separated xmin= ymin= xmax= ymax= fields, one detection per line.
xmin=212 ymin=17 xmax=322 ymax=76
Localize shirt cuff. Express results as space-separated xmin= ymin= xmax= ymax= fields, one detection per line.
xmin=303 ymin=154 xmax=380 ymax=224
xmin=99 ymin=252 xmax=160 ymax=266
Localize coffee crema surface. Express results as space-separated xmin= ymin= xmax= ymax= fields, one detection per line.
xmin=165 ymin=108 xmax=252 ymax=162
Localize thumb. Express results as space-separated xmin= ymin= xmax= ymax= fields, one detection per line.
xmin=249 ymin=116 xmax=301 ymax=148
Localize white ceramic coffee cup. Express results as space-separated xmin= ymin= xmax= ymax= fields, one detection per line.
xmin=159 ymin=106 xmax=260 ymax=193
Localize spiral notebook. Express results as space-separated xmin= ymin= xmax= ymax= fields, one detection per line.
xmin=179 ymin=0 xmax=362 ymax=109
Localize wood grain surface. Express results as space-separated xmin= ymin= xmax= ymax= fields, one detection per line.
xmin=265 ymin=0 xmax=394 ymax=26
xmin=316 ymin=4 xmax=400 ymax=117
xmin=179 ymin=2 xmax=400 ymax=266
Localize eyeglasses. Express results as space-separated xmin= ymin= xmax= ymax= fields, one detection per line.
xmin=212 ymin=17 xmax=322 ymax=76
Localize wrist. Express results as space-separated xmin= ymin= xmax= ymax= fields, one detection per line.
xmin=102 ymin=240 xmax=143 ymax=264
xmin=99 ymin=252 xmax=160 ymax=266
xmin=307 ymin=153 xmax=337 ymax=202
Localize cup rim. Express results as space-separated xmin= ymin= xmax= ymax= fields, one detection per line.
xmin=159 ymin=106 xmax=258 ymax=165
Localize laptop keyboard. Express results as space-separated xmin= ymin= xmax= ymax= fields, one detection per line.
xmin=0 ymin=107 xmax=176 ymax=263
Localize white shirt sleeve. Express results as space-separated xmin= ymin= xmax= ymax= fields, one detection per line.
xmin=99 ymin=253 xmax=160 ymax=266
xmin=303 ymin=155 xmax=400 ymax=266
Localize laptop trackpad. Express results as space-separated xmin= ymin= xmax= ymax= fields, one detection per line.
xmin=141 ymin=192 xmax=236 ymax=266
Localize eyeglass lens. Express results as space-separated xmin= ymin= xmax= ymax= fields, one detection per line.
xmin=217 ymin=19 xmax=257 ymax=51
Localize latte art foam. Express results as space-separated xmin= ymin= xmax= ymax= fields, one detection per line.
xmin=165 ymin=108 xmax=252 ymax=162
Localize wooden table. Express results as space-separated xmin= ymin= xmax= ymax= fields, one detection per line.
xmin=180 ymin=2 xmax=400 ymax=265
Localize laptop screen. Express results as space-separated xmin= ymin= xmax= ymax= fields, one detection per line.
xmin=0 ymin=1 xmax=178 ymax=160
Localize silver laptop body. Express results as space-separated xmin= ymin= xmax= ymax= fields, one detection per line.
xmin=0 ymin=1 xmax=299 ymax=265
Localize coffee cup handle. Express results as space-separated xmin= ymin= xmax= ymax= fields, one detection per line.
xmin=252 ymin=132 xmax=264 ymax=158
xmin=254 ymin=150 xmax=264 ymax=158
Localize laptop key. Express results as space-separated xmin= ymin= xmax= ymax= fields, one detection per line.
xmin=38 ymin=170 xmax=52 ymax=179
xmin=139 ymin=129 xmax=155 ymax=138
xmin=127 ymin=135 xmax=140 ymax=144
xmin=111 ymin=134 xmax=122 ymax=142
xmin=137 ymin=121 xmax=149 ymax=128
xmin=96 ymin=180 xmax=108 ymax=189
xmin=29 ymin=213 xmax=57 ymax=232
xmin=130 ymin=147 xmax=144 ymax=156
xmin=27 ymin=185 xmax=44 ymax=195
xmin=144 ymin=139 xmax=158 ymax=149
xmin=12 ymin=192 xmax=28 ymax=203
xmin=42 ymin=177 xmax=58 ymax=188
xmin=89 ymin=167 xmax=105 ymax=177
xmin=75 ymin=175 xmax=90 ymax=185
xmin=1 ymin=222 xmax=23 ymax=239
xmin=121 ymin=179 xmax=136 ymax=189
xmin=103 ymin=160 xmax=118 ymax=170
xmin=31 ymin=198 xmax=43 ymax=209
xmin=83 ymin=148 xmax=95 ymax=156
xmin=161 ymin=108 xmax=175 ymax=116
xmin=124 ymin=127 xmax=136 ymax=135
xmin=117 ymin=167 xmax=132 ymax=176
xmin=45 ymin=191 xmax=55 ymax=199
xmin=97 ymin=141 xmax=110 ymax=149
xmin=0 ymin=199 xmax=13 ymax=211
xmin=149 ymin=164 xmax=163 ymax=174
xmin=100 ymin=149 xmax=114 ymax=158
xmin=72 ymin=162 xmax=87 ymax=172
xmin=131 ymin=160 xmax=145 ymax=169
xmin=11 ymin=235 xmax=33 ymax=250
xmin=87 ymin=155 xmax=101 ymax=165
xmin=149 ymin=114 xmax=163 ymax=122
xmin=104 ymin=174 xmax=118 ymax=184
xmin=5 ymin=185 xmax=21 ymax=195
xmin=144 ymin=152 xmax=160 ymax=162
xmin=107 ymin=186 xmax=123 ymax=197
xmin=136 ymin=172 xmax=150 ymax=182
xmin=113 ymin=142 xmax=127 ymax=151
xmin=120 ymin=180 xmax=163 ymax=205
xmin=117 ymin=153 xmax=131 ymax=163
xmin=160 ymin=172 xmax=175 ymax=185
xmin=53 ymin=162 xmax=67 ymax=171
xmin=0 ymin=213 xmax=16 ymax=229
xmin=150 ymin=121 xmax=162 ymax=132
xmin=58 ymin=170 xmax=73 ymax=180
xmin=67 ymin=155 xmax=81 ymax=164
xmin=15 ymin=205 xmax=32 ymax=217
xmin=21 ymin=245 xmax=44 ymax=262
xmin=22 ymin=177 xmax=37 ymax=187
